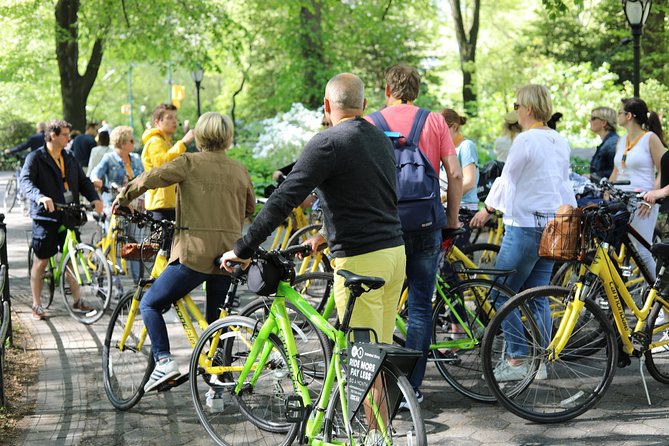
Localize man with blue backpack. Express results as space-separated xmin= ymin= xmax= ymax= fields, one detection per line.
xmin=366 ymin=63 xmax=463 ymax=406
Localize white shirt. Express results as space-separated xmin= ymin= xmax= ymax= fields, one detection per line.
xmin=485 ymin=128 xmax=576 ymax=227
xmin=613 ymin=132 xmax=655 ymax=192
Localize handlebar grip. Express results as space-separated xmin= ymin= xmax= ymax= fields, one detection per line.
xmin=610 ymin=180 xmax=631 ymax=186
xmin=282 ymin=244 xmax=312 ymax=257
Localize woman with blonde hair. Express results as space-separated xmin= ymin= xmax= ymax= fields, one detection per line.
xmin=441 ymin=108 xmax=479 ymax=212
xmin=112 ymin=112 xmax=256 ymax=392
xmin=493 ymin=111 xmax=522 ymax=162
xmin=471 ymin=84 xmax=576 ymax=382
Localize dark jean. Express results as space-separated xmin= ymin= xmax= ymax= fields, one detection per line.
xmin=495 ymin=225 xmax=554 ymax=358
xmin=403 ymin=229 xmax=442 ymax=391
xmin=140 ymin=261 xmax=232 ymax=360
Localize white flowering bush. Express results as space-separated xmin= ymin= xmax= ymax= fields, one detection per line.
xmin=253 ymin=103 xmax=324 ymax=168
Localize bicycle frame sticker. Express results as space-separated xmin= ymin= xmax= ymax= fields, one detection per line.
xmin=347 ymin=342 xmax=385 ymax=421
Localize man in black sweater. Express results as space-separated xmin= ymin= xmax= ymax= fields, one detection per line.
xmin=221 ymin=73 xmax=406 ymax=345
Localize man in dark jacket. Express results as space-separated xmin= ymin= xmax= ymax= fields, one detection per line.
xmin=19 ymin=119 xmax=103 ymax=320
xmin=71 ymin=122 xmax=99 ymax=168
xmin=5 ymin=122 xmax=46 ymax=155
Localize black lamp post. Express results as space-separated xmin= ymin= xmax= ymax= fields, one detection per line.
xmin=191 ymin=64 xmax=204 ymax=118
xmin=622 ymin=0 xmax=652 ymax=98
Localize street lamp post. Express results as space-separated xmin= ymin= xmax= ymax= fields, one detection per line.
xmin=191 ymin=65 xmax=204 ymax=118
xmin=622 ymin=0 xmax=652 ymax=98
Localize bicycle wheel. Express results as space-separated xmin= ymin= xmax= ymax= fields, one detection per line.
xmin=644 ymin=300 xmax=669 ymax=383
xmin=61 ymin=244 xmax=112 ymax=324
xmin=286 ymin=223 xmax=333 ymax=273
xmin=239 ymin=296 xmax=332 ymax=385
xmin=291 ymin=271 xmax=333 ymax=313
xmin=459 ymin=243 xmax=499 ymax=268
xmin=482 ymin=286 xmax=617 ymax=423
xmin=323 ymin=361 xmax=427 ymax=445
xmin=102 ymin=289 xmax=154 ymax=410
xmin=27 ymin=246 xmax=56 ymax=309
xmin=431 ymin=278 xmax=514 ymax=402
xmin=190 ymin=316 xmax=299 ymax=446
xmin=3 ymin=178 xmax=17 ymax=213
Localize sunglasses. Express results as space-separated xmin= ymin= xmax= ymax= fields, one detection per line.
xmin=590 ymin=116 xmax=602 ymax=121
xmin=513 ymin=103 xmax=521 ymax=110
xmin=618 ymin=110 xmax=628 ymax=115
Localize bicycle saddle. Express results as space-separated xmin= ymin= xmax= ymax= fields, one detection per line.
xmin=651 ymin=243 xmax=669 ymax=263
xmin=336 ymin=270 xmax=385 ymax=290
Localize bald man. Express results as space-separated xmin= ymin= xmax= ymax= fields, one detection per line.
xmin=222 ymin=73 xmax=406 ymax=345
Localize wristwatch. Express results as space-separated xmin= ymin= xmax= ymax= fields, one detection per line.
xmin=484 ymin=206 xmax=495 ymax=215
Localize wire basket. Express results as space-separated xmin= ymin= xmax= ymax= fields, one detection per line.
xmin=535 ymin=207 xmax=583 ymax=261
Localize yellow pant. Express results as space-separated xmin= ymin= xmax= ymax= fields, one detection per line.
xmin=332 ymin=245 xmax=406 ymax=344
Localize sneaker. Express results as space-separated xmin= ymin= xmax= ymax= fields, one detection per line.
xmin=493 ymin=360 xmax=529 ymax=382
xmin=31 ymin=305 xmax=46 ymax=321
xmin=398 ymin=389 xmax=423 ymax=411
xmin=651 ymin=332 xmax=669 ymax=354
xmin=205 ymin=388 xmax=225 ymax=411
xmin=72 ymin=300 xmax=94 ymax=312
xmin=535 ymin=362 xmax=547 ymax=380
xmin=364 ymin=429 xmax=386 ymax=446
xmin=655 ymin=310 xmax=666 ymax=327
xmin=144 ymin=358 xmax=181 ymax=392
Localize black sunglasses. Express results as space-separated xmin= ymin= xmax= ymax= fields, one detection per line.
xmin=513 ymin=103 xmax=520 ymax=110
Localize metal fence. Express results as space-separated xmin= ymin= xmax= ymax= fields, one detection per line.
xmin=0 ymin=214 xmax=12 ymax=407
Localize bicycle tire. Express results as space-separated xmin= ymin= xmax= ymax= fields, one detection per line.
xmin=482 ymin=286 xmax=617 ymax=423
xmin=190 ymin=316 xmax=299 ymax=446
xmin=323 ymin=361 xmax=427 ymax=445
xmin=644 ymin=300 xmax=669 ymax=384
xmin=3 ymin=178 xmax=17 ymax=213
xmin=286 ymin=223 xmax=333 ymax=273
xmin=102 ymin=289 xmax=154 ymax=410
xmin=239 ymin=295 xmax=332 ymax=383
xmin=292 ymin=271 xmax=333 ymax=314
xmin=431 ymin=278 xmax=515 ymax=403
xmin=60 ymin=244 xmax=112 ymax=324
xmin=27 ymin=246 xmax=55 ymax=309
xmin=459 ymin=243 xmax=500 ymax=268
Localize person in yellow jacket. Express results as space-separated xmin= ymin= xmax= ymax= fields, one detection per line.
xmin=141 ymin=103 xmax=195 ymax=221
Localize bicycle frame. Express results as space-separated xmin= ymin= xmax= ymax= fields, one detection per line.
xmin=49 ymin=226 xmax=90 ymax=286
xmin=96 ymin=213 xmax=128 ymax=276
xmin=199 ymin=281 xmax=392 ymax=445
xmin=549 ymin=241 xmax=669 ymax=360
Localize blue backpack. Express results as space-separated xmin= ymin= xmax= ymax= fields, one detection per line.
xmin=368 ymin=108 xmax=446 ymax=234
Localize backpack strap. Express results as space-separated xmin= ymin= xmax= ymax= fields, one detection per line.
xmin=407 ymin=108 xmax=430 ymax=146
xmin=367 ymin=111 xmax=391 ymax=133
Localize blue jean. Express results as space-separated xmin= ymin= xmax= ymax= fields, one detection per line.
xmin=403 ymin=229 xmax=441 ymax=391
xmin=495 ymin=226 xmax=553 ymax=358
xmin=140 ymin=261 xmax=232 ymax=360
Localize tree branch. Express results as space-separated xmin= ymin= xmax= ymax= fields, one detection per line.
xmin=381 ymin=0 xmax=393 ymax=21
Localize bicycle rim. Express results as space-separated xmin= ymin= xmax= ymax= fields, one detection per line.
xmin=3 ymin=179 xmax=17 ymax=213
xmin=61 ymin=244 xmax=112 ymax=324
xmin=459 ymin=243 xmax=500 ymax=268
xmin=323 ymin=362 xmax=427 ymax=445
xmin=482 ymin=286 xmax=617 ymax=423
xmin=102 ymin=290 xmax=154 ymax=410
xmin=190 ymin=316 xmax=299 ymax=446
xmin=431 ymin=279 xmax=513 ymax=402
xmin=644 ymin=300 xmax=669 ymax=383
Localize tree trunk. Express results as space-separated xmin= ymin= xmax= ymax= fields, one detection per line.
xmin=448 ymin=0 xmax=480 ymax=116
xmin=299 ymin=0 xmax=325 ymax=109
xmin=55 ymin=0 xmax=104 ymax=131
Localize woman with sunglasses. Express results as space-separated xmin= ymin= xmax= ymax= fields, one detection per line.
xmin=609 ymin=98 xmax=666 ymax=280
xmin=586 ymin=107 xmax=619 ymax=180
xmin=470 ymin=84 xmax=576 ymax=382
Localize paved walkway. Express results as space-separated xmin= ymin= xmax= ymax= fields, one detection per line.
xmin=2 ymin=171 xmax=669 ymax=445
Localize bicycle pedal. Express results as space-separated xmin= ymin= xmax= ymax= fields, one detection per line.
xmin=617 ymin=354 xmax=632 ymax=368
xmin=284 ymin=395 xmax=307 ymax=423
xmin=156 ymin=374 xmax=189 ymax=392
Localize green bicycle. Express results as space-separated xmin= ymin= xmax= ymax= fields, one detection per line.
xmin=190 ymin=246 xmax=426 ymax=446
xmin=27 ymin=203 xmax=112 ymax=324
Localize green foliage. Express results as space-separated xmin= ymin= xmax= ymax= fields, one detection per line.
xmin=570 ymin=156 xmax=590 ymax=175
xmin=227 ymin=144 xmax=275 ymax=198
xmin=0 ymin=114 xmax=33 ymax=150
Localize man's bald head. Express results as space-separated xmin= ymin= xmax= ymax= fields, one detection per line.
xmin=325 ymin=73 xmax=365 ymax=111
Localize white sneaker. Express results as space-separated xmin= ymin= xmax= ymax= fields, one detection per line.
xmin=651 ymin=332 xmax=669 ymax=354
xmin=493 ymin=360 xmax=529 ymax=382
xmin=535 ymin=362 xmax=547 ymax=380
xmin=655 ymin=310 xmax=666 ymax=327
xmin=144 ymin=358 xmax=181 ymax=392
xmin=364 ymin=429 xmax=386 ymax=446
xmin=205 ymin=388 xmax=225 ymax=411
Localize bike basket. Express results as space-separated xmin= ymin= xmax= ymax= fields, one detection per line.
xmin=247 ymin=257 xmax=283 ymax=296
xmin=120 ymin=242 xmax=160 ymax=260
xmin=535 ymin=205 xmax=582 ymax=261
xmin=61 ymin=208 xmax=87 ymax=230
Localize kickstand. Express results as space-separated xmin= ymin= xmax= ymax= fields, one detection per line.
xmin=639 ymin=356 xmax=652 ymax=406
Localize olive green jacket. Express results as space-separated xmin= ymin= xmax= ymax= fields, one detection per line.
xmin=119 ymin=151 xmax=255 ymax=274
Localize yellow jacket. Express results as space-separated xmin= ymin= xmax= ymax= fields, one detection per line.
xmin=141 ymin=128 xmax=187 ymax=210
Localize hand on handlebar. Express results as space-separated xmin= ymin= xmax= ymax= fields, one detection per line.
xmin=300 ymin=233 xmax=326 ymax=259
xmin=38 ymin=196 xmax=55 ymax=213
xmin=218 ymin=250 xmax=251 ymax=273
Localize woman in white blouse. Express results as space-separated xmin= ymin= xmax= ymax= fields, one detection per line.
xmin=610 ymin=97 xmax=665 ymax=280
xmin=470 ymin=84 xmax=576 ymax=382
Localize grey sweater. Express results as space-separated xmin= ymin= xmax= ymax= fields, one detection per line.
xmin=235 ymin=117 xmax=403 ymax=258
